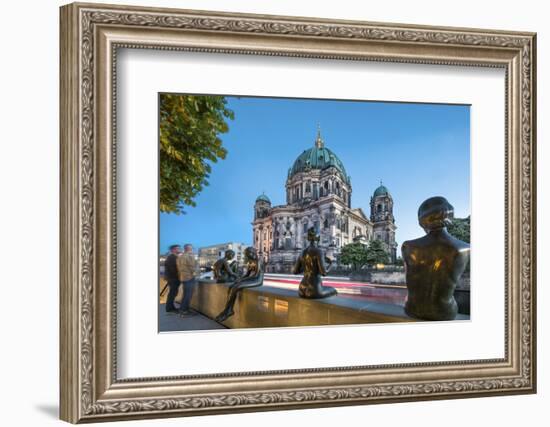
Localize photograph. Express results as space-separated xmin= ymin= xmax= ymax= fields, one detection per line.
xmin=158 ymin=93 xmax=472 ymax=332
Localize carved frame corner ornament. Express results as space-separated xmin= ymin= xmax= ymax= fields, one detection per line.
xmin=60 ymin=2 xmax=537 ymax=423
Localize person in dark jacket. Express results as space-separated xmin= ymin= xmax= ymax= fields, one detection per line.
xmin=164 ymin=244 xmax=181 ymax=313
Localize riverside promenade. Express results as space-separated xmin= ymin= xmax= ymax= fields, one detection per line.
xmin=159 ymin=278 xmax=225 ymax=332
xmin=158 ymin=273 xmax=468 ymax=332
xmin=158 ymin=303 xmax=226 ymax=332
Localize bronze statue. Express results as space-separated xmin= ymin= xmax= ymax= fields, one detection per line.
xmin=401 ymin=196 xmax=470 ymax=321
xmin=215 ymin=247 xmax=263 ymax=322
xmin=213 ymin=249 xmax=238 ymax=283
xmin=293 ymin=227 xmax=337 ymax=299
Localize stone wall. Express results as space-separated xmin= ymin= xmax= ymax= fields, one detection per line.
xmin=349 ymin=270 xmax=406 ymax=285
xmin=192 ymin=279 xmax=417 ymax=329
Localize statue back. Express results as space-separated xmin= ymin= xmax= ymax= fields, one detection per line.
xmin=402 ymin=230 xmax=470 ymax=320
xmin=301 ymin=246 xmax=323 ymax=276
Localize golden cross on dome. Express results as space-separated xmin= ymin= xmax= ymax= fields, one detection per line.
xmin=315 ymin=123 xmax=324 ymax=148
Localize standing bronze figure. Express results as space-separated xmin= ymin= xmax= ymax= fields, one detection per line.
xmin=293 ymin=227 xmax=337 ymax=299
xmin=215 ymin=247 xmax=263 ymax=322
xmin=402 ymin=196 xmax=470 ymax=321
xmin=212 ymin=249 xmax=238 ymax=283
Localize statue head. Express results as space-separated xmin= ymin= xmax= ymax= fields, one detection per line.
xmin=224 ymin=249 xmax=235 ymax=260
xmin=418 ymin=196 xmax=454 ymax=232
xmin=307 ymin=227 xmax=320 ymax=244
xmin=244 ymin=246 xmax=257 ymax=261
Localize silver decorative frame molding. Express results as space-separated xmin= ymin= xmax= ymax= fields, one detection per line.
xmin=60 ymin=2 xmax=536 ymax=423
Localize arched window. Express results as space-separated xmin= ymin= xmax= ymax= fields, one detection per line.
xmin=323 ymin=218 xmax=329 ymax=229
xmin=377 ymin=204 xmax=383 ymax=213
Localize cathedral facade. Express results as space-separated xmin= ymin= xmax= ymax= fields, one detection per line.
xmin=252 ymin=129 xmax=397 ymax=273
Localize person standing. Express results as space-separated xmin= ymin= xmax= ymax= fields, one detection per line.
xmin=177 ymin=243 xmax=199 ymax=316
xmin=164 ymin=244 xmax=181 ymax=313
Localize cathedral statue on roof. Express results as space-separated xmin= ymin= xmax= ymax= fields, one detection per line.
xmin=252 ymin=127 xmax=397 ymax=273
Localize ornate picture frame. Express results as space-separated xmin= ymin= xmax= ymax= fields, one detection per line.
xmin=60 ymin=2 xmax=536 ymax=423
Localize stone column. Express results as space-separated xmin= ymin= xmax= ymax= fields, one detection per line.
xmin=254 ymin=226 xmax=260 ymax=253
xmin=296 ymin=218 xmax=302 ymax=249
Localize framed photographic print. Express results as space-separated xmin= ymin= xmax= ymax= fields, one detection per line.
xmin=60 ymin=2 xmax=537 ymax=423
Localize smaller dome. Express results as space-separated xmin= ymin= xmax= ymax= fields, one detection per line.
xmin=256 ymin=193 xmax=271 ymax=203
xmin=373 ymin=184 xmax=390 ymax=197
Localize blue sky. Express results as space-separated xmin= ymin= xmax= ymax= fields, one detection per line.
xmin=160 ymin=96 xmax=470 ymax=254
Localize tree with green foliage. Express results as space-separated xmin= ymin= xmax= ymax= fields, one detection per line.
xmin=366 ymin=239 xmax=390 ymax=265
xmin=339 ymin=242 xmax=369 ymax=271
xmin=159 ymin=94 xmax=234 ymax=214
xmin=447 ymin=215 xmax=471 ymax=274
xmin=447 ymin=215 xmax=470 ymax=243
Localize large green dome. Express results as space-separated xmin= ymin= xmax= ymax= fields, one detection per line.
xmin=288 ymin=130 xmax=349 ymax=183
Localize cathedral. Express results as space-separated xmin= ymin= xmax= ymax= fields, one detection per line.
xmin=252 ymin=128 xmax=397 ymax=273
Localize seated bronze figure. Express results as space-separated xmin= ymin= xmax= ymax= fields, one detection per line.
xmin=213 ymin=249 xmax=238 ymax=283
xmin=402 ymin=196 xmax=470 ymax=321
xmin=215 ymin=246 xmax=263 ymax=322
xmin=293 ymin=227 xmax=337 ymax=299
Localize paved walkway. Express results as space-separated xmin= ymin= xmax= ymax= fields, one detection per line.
xmin=159 ymin=303 xmax=226 ymax=332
